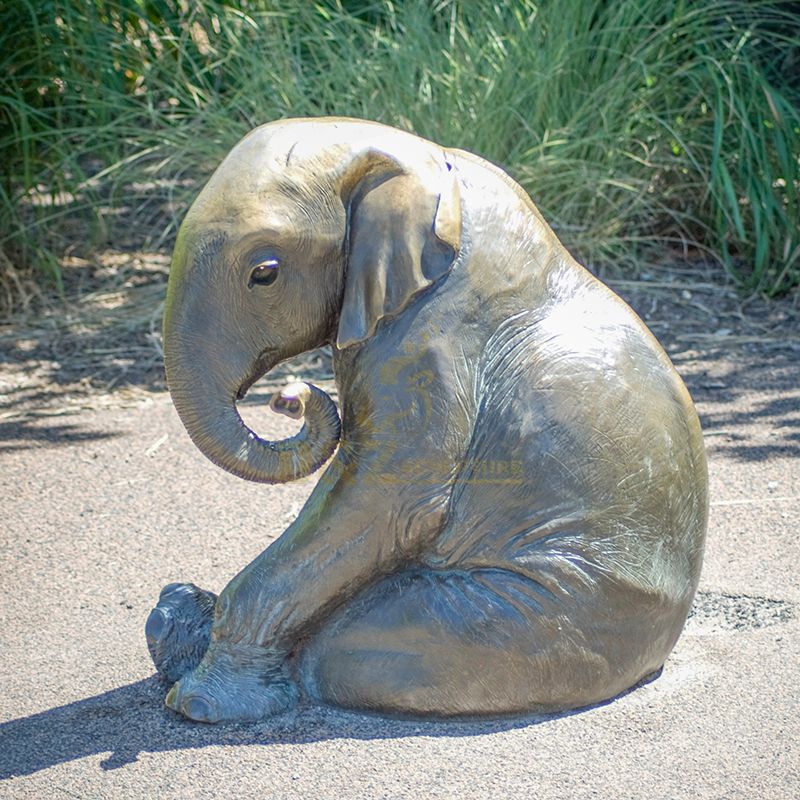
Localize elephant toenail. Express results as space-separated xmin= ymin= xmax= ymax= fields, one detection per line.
xmin=183 ymin=695 xmax=214 ymax=722
xmin=165 ymin=684 xmax=180 ymax=710
xmin=145 ymin=608 xmax=172 ymax=642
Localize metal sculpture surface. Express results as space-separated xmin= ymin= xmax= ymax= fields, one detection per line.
xmin=147 ymin=118 xmax=708 ymax=723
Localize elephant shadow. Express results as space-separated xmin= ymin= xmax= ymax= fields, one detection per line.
xmin=0 ymin=673 xmax=647 ymax=778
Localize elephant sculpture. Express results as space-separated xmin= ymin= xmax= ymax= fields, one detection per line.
xmin=146 ymin=117 xmax=708 ymax=723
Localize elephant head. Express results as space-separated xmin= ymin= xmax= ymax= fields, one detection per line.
xmin=163 ymin=118 xmax=462 ymax=484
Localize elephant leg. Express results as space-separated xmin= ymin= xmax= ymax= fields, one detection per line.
xmin=301 ymin=567 xmax=669 ymax=717
xmin=145 ymin=582 xmax=217 ymax=683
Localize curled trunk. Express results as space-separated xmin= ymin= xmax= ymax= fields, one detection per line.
xmin=166 ymin=350 xmax=341 ymax=484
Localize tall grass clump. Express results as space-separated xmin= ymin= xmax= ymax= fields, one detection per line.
xmin=1 ymin=0 xmax=798 ymax=313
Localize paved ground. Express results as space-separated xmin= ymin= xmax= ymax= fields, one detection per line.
xmin=1 ymin=280 xmax=798 ymax=799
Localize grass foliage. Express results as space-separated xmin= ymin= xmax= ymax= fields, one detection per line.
xmin=2 ymin=0 xmax=799 ymax=312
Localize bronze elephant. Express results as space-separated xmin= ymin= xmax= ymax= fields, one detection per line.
xmin=146 ymin=117 xmax=708 ymax=723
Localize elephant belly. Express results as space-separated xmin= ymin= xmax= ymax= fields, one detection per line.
xmin=301 ymin=564 xmax=670 ymax=716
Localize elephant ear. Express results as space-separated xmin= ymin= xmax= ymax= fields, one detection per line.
xmin=335 ymin=148 xmax=461 ymax=350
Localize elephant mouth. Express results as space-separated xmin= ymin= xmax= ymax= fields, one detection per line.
xmin=235 ymin=348 xmax=279 ymax=401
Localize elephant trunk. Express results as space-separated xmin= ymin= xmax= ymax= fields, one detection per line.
xmin=164 ymin=337 xmax=341 ymax=485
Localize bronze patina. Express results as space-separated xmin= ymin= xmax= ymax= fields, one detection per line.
xmin=147 ymin=118 xmax=708 ymax=723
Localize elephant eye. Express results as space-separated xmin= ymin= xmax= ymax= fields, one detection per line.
xmin=248 ymin=259 xmax=279 ymax=288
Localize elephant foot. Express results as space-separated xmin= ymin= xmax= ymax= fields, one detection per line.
xmin=145 ymin=582 xmax=217 ymax=684
xmin=165 ymin=641 xmax=297 ymax=723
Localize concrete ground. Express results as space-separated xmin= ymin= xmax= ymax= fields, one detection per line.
xmin=1 ymin=283 xmax=798 ymax=799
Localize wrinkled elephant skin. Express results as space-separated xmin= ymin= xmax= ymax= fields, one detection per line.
xmin=149 ymin=118 xmax=708 ymax=723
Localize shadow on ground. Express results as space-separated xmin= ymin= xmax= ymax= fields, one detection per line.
xmin=0 ymin=677 xmax=558 ymax=778
xmin=675 ymin=347 xmax=800 ymax=463
xmin=0 ymin=418 xmax=121 ymax=454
